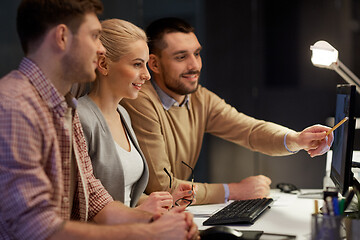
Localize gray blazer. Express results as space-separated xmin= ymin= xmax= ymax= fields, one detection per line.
xmin=77 ymin=95 xmax=149 ymax=207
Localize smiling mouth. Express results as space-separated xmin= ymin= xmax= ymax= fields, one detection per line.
xmin=132 ymin=83 xmax=144 ymax=90
xmin=182 ymin=70 xmax=200 ymax=79
xmin=182 ymin=74 xmax=199 ymax=82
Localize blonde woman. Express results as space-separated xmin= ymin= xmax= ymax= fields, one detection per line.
xmin=77 ymin=19 xmax=195 ymax=214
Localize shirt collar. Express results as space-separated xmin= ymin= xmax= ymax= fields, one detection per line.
xmin=19 ymin=57 xmax=76 ymax=117
xmin=151 ymin=79 xmax=189 ymax=110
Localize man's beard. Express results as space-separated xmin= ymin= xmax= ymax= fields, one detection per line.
xmin=164 ymin=71 xmax=200 ymax=95
xmin=61 ymin=40 xmax=96 ymax=85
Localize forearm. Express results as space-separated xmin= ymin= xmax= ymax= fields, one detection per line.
xmin=49 ymin=220 xmax=153 ymax=240
xmin=203 ymin=89 xmax=291 ymax=156
xmin=93 ymin=201 xmax=152 ymax=225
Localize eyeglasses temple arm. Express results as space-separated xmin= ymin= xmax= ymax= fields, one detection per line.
xmin=163 ymin=167 xmax=172 ymax=189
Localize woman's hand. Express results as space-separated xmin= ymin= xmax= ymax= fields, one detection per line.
xmin=136 ymin=192 xmax=173 ymax=214
xmin=172 ymin=182 xmax=197 ymax=206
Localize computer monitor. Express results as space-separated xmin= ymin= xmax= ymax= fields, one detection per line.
xmin=330 ymin=84 xmax=356 ymax=196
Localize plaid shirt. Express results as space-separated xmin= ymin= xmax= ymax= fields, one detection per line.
xmin=0 ymin=58 xmax=113 ymax=240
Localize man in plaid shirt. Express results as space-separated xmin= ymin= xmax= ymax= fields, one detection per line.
xmin=0 ymin=1 xmax=198 ymax=240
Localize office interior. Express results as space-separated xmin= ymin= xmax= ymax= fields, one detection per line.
xmin=1 ymin=0 xmax=360 ymax=190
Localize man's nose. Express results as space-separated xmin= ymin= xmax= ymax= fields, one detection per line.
xmin=97 ymin=41 xmax=106 ymax=55
xmin=187 ymin=55 xmax=201 ymax=71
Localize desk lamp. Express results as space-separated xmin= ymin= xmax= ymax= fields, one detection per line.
xmin=310 ymin=40 xmax=360 ymax=94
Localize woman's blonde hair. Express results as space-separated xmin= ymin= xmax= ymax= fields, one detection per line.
xmin=71 ymin=19 xmax=148 ymax=98
xmin=100 ymin=18 xmax=147 ymax=62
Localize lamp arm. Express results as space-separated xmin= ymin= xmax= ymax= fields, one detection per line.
xmin=338 ymin=60 xmax=360 ymax=87
xmin=333 ymin=67 xmax=357 ymax=85
xmin=332 ymin=61 xmax=360 ymax=94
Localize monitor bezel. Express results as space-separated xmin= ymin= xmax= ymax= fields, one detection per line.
xmin=330 ymin=84 xmax=356 ymax=196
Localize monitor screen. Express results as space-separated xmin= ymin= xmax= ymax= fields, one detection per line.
xmin=330 ymin=84 xmax=356 ymax=196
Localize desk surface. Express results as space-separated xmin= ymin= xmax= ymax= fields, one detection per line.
xmin=188 ymin=190 xmax=319 ymax=240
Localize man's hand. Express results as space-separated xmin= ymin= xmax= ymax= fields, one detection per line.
xmin=228 ymin=175 xmax=271 ymax=200
xmin=150 ymin=206 xmax=199 ymax=240
xmin=136 ymin=192 xmax=173 ymax=214
xmin=286 ymin=125 xmax=333 ymax=157
xmin=184 ymin=211 xmax=200 ymax=240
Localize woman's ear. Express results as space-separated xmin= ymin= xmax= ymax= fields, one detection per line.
xmin=148 ymin=54 xmax=160 ymax=74
xmin=97 ymin=55 xmax=109 ymax=76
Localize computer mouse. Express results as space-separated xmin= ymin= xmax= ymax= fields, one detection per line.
xmin=276 ymin=183 xmax=298 ymax=193
xmin=200 ymin=226 xmax=243 ymax=240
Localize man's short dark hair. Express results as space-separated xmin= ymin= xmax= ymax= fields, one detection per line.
xmin=17 ymin=0 xmax=103 ymax=55
xmin=146 ymin=17 xmax=195 ymax=55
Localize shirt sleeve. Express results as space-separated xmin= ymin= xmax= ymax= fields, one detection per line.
xmin=0 ymin=102 xmax=64 ymax=240
xmin=73 ymin=113 xmax=113 ymax=220
xmin=202 ymin=87 xmax=291 ymax=156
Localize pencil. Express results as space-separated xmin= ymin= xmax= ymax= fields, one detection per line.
xmin=326 ymin=117 xmax=348 ymax=136
xmin=314 ymin=199 xmax=319 ymax=214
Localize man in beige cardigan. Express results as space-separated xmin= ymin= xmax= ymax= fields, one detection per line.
xmin=121 ymin=17 xmax=333 ymax=205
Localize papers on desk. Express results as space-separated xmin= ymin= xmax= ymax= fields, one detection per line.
xmin=187 ymin=202 xmax=230 ymax=218
xmin=271 ymin=193 xmax=297 ymax=207
xmin=297 ymin=189 xmax=323 ymax=199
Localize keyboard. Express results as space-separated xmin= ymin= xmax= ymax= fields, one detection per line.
xmin=203 ymin=198 xmax=273 ymax=225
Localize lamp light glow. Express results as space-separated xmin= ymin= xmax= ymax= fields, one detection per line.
xmin=310 ymin=40 xmax=360 ymax=94
xmin=310 ymin=41 xmax=338 ymax=68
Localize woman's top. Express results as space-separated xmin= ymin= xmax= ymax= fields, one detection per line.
xmin=114 ymin=132 xmax=144 ymax=206
xmin=77 ymin=95 xmax=149 ymax=207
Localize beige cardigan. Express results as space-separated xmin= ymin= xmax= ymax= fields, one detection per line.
xmin=121 ymin=81 xmax=291 ymax=204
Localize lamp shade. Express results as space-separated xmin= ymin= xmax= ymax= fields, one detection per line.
xmin=310 ymin=40 xmax=338 ymax=68
xmin=310 ymin=40 xmax=360 ymax=94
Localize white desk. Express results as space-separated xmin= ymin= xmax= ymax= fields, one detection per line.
xmin=188 ymin=190 xmax=319 ymax=240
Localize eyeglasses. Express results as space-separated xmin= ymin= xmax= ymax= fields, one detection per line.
xmin=163 ymin=161 xmax=194 ymax=207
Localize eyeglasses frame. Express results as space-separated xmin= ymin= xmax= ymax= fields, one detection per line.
xmin=163 ymin=161 xmax=194 ymax=207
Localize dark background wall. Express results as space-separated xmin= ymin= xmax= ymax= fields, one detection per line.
xmin=1 ymin=0 xmax=359 ymax=189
